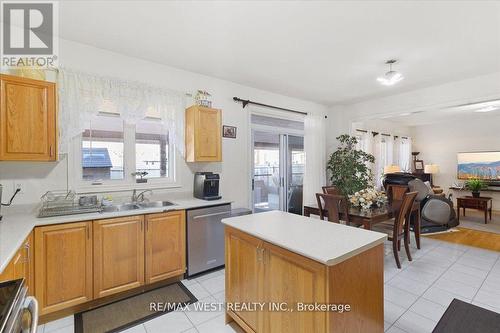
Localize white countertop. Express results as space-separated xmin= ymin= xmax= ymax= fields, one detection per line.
xmin=222 ymin=211 xmax=387 ymax=266
xmin=0 ymin=197 xmax=232 ymax=273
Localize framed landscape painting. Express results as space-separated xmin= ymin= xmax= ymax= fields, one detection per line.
xmin=457 ymin=151 xmax=500 ymax=181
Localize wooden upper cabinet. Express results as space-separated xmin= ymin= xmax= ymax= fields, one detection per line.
xmin=0 ymin=74 xmax=57 ymax=161
xmin=145 ymin=210 xmax=186 ymax=284
xmin=185 ymin=105 xmax=222 ymax=162
xmin=34 ymin=222 xmax=93 ymax=315
xmin=93 ymin=215 xmax=145 ymax=298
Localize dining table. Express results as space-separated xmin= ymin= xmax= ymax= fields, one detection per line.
xmin=303 ymin=201 xmax=421 ymax=249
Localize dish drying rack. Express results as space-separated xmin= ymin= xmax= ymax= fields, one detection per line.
xmin=38 ymin=191 xmax=102 ymax=218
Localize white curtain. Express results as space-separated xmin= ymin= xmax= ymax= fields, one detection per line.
xmin=373 ymin=134 xmax=388 ymax=190
xmin=386 ymin=135 xmax=394 ymax=166
xmin=399 ymin=137 xmax=412 ymax=172
xmin=57 ymin=68 xmax=185 ymax=153
xmin=393 ymin=136 xmax=402 ymax=169
xmin=303 ymin=114 xmax=326 ymax=206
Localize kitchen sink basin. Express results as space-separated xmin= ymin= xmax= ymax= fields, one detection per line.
xmin=101 ymin=201 xmax=175 ymax=213
xmin=102 ymin=203 xmax=141 ymax=212
xmin=138 ymin=200 xmax=175 ymax=208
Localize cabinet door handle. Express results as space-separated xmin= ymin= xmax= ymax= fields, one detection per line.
xmin=141 ymin=221 xmax=144 ymax=231
xmin=256 ymin=247 xmax=265 ymax=262
xmin=86 ymin=226 xmax=90 ymax=239
xmin=24 ymin=243 xmax=30 ymax=264
xmin=192 ymin=211 xmax=229 ymax=220
xmin=49 ymin=145 xmax=53 ymax=157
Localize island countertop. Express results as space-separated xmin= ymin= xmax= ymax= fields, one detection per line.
xmin=221 ymin=210 xmax=387 ymax=266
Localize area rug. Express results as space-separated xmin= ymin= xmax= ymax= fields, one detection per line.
xmin=74 ymin=282 xmax=197 ymax=333
xmin=432 ymin=299 xmax=500 ymax=333
xmin=423 ymin=227 xmax=500 ymax=252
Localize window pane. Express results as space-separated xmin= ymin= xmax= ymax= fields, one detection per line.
xmin=82 ymin=115 xmax=124 ymax=181
xmin=135 ymin=119 xmax=169 ymax=178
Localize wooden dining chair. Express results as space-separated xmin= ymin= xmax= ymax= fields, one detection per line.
xmin=372 ymin=191 xmax=418 ymax=269
xmin=315 ymin=193 xmax=350 ymax=225
xmin=322 ymin=186 xmax=341 ymax=195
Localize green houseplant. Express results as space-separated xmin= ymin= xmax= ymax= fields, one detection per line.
xmin=465 ymin=178 xmax=486 ymax=198
xmin=326 ymin=134 xmax=375 ymax=196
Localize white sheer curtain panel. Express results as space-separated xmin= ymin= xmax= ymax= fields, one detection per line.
xmin=57 ymin=68 xmax=185 ymax=153
xmin=363 ymin=131 xmax=374 ymax=156
xmin=303 ymin=114 xmax=326 ymax=206
xmin=373 ymin=134 xmax=384 ymax=190
xmin=386 ymin=135 xmax=394 ymax=166
xmin=399 ymin=137 xmax=412 ymax=172
xmin=393 ymin=136 xmax=401 ymax=168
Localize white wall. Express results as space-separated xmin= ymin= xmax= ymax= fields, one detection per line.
xmin=0 ymin=39 xmax=327 ymax=208
xmin=411 ymin=115 xmax=500 ymax=207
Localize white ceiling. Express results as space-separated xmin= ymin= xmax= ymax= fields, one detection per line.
xmin=58 ymin=1 xmax=500 ymax=105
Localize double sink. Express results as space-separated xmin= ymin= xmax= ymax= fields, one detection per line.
xmin=102 ymin=200 xmax=176 ymax=212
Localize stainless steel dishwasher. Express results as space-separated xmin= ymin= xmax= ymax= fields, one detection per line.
xmin=186 ymin=204 xmax=231 ymax=276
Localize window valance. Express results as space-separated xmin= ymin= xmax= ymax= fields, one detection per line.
xmin=57 ymin=68 xmax=186 ymax=154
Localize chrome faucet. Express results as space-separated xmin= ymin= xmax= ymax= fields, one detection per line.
xmin=132 ymin=189 xmax=153 ymax=203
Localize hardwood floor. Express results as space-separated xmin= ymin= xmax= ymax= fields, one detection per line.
xmin=423 ymin=227 xmax=500 ymax=252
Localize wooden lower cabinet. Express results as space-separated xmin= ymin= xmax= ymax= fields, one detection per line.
xmin=11 ymin=210 xmax=187 ymax=317
xmin=225 ymin=228 xmax=264 ymax=332
xmin=34 ymin=222 xmax=93 ymax=315
xmin=0 ymin=233 xmax=33 ymax=294
xmin=263 ymin=242 xmax=327 ymax=332
xmin=225 ymin=227 xmax=384 ymax=333
xmin=93 ymin=215 xmax=145 ymax=298
xmin=145 ymin=210 xmax=186 ymax=284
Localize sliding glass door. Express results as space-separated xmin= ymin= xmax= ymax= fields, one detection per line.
xmin=252 ymin=131 xmax=304 ymax=214
xmin=286 ymin=135 xmax=305 ymax=214
xmin=252 ymin=131 xmax=282 ymax=212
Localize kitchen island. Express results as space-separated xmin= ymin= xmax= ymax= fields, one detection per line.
xmin=222 ymin=211 xmax=387 ymax=333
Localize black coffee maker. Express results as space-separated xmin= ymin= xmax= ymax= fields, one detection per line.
xmin=193 ymin=172 xmax=221 ymax=200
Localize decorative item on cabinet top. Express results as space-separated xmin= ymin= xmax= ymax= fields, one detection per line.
xmin=185 ymin=105 xmax=222 ymax=162
xmin=194 ymin=90 xmax=212 ymax=108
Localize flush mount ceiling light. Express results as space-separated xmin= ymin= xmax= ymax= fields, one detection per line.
xmin=377 ymin=59 xmax=404 ymax=86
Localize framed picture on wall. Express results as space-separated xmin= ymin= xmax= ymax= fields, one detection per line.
xmin=222 ymin=125 xmax=237 ymax=138
xmin=414 ymin=159 xmax=424 ymax=172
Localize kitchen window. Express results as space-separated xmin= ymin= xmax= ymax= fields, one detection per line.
xmin=73 ymin=112 xmax=176 ymax=191
xmin=135 ymin=118 xmax=170 ymax=179
xmin=81 ymin=114 xmax=124 ymax=181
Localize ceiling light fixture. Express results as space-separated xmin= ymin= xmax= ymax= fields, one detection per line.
xmin=377 ymin=59 xmax=404 ymax=86
xmin=474 ymin=106 xmax=499 ymax=113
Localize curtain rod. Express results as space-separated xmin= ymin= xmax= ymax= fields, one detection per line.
xmin=233 ymin=96 xmax=328 ymax=119
xmin=355 ymin=129 xmax=408 ymax=139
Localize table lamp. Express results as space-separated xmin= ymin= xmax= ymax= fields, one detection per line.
xmin=384 ymin=165 xmax=401 ymax=174
xmin=424 ymin=164 xmax=440 ymax=186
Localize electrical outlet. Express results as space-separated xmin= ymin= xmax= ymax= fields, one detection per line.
xmin=14 ymin=181 xmax=23 ymax=194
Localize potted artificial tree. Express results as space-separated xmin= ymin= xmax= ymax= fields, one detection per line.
xmin=326 ymin=134 xmax=375 ymax=196
xmin=465 ymin=178 xmax=486 ymax=198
